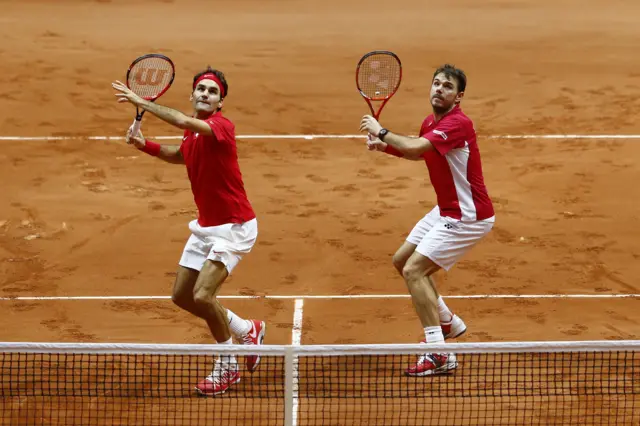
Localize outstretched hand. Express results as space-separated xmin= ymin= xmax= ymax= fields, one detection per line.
xmin=112 ymin=81 xmax=145 ymax=107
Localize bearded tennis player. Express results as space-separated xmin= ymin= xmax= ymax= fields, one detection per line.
xmin=360 ymin=64 xmax=495 ymax=376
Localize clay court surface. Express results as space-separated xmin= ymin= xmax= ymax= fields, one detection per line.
xmin=1 ymin=0 xmax=639 ymax=348
xmin=2 ymin=1 xmax=640 ymax=425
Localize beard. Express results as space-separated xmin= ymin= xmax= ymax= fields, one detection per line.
xmin=432 ymin=104 xmax=450 ymax=114
xmin=431 ymin=97 xmax=454 ymax=114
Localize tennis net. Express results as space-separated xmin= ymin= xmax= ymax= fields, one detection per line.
xmin=1 ymin=340 xmax=638 ymax=425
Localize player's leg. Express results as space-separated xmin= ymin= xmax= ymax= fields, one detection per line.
xmin=173 ymin=235 xmax=239 ymax=396
xmin=171 ymin=264 xmax=262 ymax=347
xmin=392 ymin=241 xmax=418 ymax=276
xmin=192 ymin=259 xmax=232 ymax=343
xmin=402 ymin=250 xmax=458 ymax=377
xmin=171 ymin=265 xmax=200 ymax=315
xmin=402 ymin=252 xmax=458 ymax=376
xmin=192 ymin=260 xmax=242 ymax=396
xmin=201 ymin=219 xmax=264 ymax=373
xmin=399 ymin=207 xmax=466 ymax=340
xmin=190 ymin=219 xmax=263 ymax=396
xmin=402 ymin=252 xmax=442 ymax=330
xmin=176 ymin=219 xmax=263 ymax=344
xmin=404 ymin=216 xmax=495 ymax=377
xmin=428 ymin=274 xmax=467 ymax=339
xmin=172 ymin=265 xmax=244 ymax=349
xmin=171 ymin=265 xmax=212 ymax=322
xmin=173 ymin=230 xmax=209 ymax=318
xmin=192 ymin=260 xmax=264 ymax=396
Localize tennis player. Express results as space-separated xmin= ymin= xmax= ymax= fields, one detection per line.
xmin=112 ymin=67 xmax=265 ymax=395
xmin=360 ymin=64 xmax=495 ymax=376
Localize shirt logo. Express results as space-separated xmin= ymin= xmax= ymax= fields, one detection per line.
xmin=433 ymin=129 xmax=448 ymax=140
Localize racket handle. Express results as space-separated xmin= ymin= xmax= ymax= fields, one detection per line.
xmin=131 ymin=118 xmax=142 ymax=138
xmin=366 ymin=133 xmax=377 ymax=150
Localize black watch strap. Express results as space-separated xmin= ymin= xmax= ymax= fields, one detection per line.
xmin=379 ymin=128 xmax=389 ymax=141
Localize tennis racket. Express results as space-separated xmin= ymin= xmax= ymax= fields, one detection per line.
xmin=356 ymin=50 xmax=402 ymax=125
xmin=126 ymin=53 xmax=175 ymax=139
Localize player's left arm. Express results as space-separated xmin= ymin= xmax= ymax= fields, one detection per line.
xmin=137 ymin=101 xmax=213 ymax=136
xmin=113 ymin=83 xmax=213 ymax=136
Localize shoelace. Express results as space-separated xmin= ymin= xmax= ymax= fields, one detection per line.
xmin=206 ymin=360 xmax=236 ymax=384
xmin=417 ymin=353 xmax=446 ymax=366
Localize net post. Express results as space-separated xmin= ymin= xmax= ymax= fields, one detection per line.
xmin=284 ymin=346 xmax=295 ymax=426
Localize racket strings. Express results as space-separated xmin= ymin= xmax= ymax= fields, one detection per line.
xmin=357 ymin=54 xmax=401 ymax=100
xmin=128 ymin=57 xmax=174 ymax=99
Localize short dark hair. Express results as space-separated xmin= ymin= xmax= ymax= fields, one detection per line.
xmin=192 ymin=66 xmax=228 ymax=98
xmin=433 ymin=64 xmax=466 ymax=93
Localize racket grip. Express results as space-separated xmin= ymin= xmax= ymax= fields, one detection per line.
xmin=131 ymin=118 xmax=142 ymax=138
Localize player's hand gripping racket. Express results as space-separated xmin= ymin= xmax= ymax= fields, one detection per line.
xmin=356 ymin=50 xmax=402 ymax=139
xmin=126 ymin=53 xmax=175 ymax=139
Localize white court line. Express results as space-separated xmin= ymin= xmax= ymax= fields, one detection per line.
xmin=0 ymin=294 xmax=638 ymax=301
xmin=292 ymin=299 xmax=304 ymax=345
xmin=290 ymin=299 xmax=304 ymax=426
xmin=489 ymin=134 xmax=640 ymax=140
xmin=1 ymin=134 xmax=640 ymax=141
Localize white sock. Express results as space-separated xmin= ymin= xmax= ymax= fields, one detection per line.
xmin=437 ymin=296 xmax=453 ymax=323
xmin=424 ymin=326 xmax=445 ymax=344
xmin=218 ymin=337 xmax=237 ymax=368
xmin=227 ymin=309 xmax=251 ymax=338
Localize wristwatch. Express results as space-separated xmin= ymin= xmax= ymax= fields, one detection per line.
xmin=378 ymin=128 xmax=389 ymax=141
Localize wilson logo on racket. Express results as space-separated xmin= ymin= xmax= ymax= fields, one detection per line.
xmin=133 ymin=68 xmax=171 ymax=87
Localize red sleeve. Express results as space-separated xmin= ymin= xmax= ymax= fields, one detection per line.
xmin=204 ymin=116 xmax=235 ymax=143
xmin=421 ymin=116 xmax=467 ymax=156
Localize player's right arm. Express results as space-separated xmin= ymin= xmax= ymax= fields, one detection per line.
xmin=366 ymin=137 xmax=423 ymax=161
xmin=126 ymin=128 xmax=184 ymax=164
xmin=360 ymin=116 xmax=426 ymax=161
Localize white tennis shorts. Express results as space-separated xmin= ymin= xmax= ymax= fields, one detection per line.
xmin=406 ymin=206 xmax=494 ymax=271
xmin=178 ymin=218 xmax=258 ymax=274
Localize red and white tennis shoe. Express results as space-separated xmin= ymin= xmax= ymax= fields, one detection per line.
xmin=405 ymin=352 xmax=458 ymax=377
xmin=441 ymin=314 xmax=467 ymax=340
xmin=240 ymin=319 xmax=266 ymax=373
xmin=195 ymin=359 xmax=240 ymax=396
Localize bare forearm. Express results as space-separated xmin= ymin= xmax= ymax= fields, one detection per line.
xmin=383 ymin=133 xmax=428 ymax=159
xmin=157 ymin=144 xmax=184 ymax=164
xmin=384 ymin=132 xmax=418 ymax=153
xmin=140 ymin=101 xmax=192 ymax=129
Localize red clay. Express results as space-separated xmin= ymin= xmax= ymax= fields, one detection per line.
xmin=0 ymin=0 xmax=638 ymax=344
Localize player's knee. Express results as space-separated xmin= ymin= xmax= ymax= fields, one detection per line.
xmin=392 ymin=252 xmax=406 ymax=274
xmin=171 ymin=291 xmax=185 ymax=308
xmin=171 ymin=286 xmax=192 ymax=310
xmin=402 ymin=262 xmax=424 ymax=283
xmin=193 ymin=288 xmax=215 ymax=309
